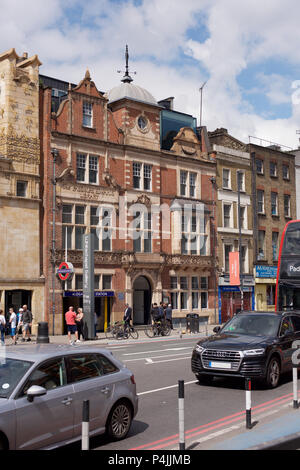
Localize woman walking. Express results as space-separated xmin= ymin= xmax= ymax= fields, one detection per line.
xmin=76 ymin=308 xmax=84 ymax=341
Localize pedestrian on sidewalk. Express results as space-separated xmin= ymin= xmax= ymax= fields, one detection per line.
xmin=16 ymin=308 xmax=23 ymax=340
xmin=22 ymin=305 xmax=33 ymax=342
xmin=9 ymin=307 xmax=17 ymax=344
xmin=165 ymin=304 xmax=173 ymax=329
xmin=0 ymin=309 xmax=6 ymax=345
xmin=75 ymin=308 xmax=84 ymax=341
xmin=123 ymin=303 xmax=132 ymax=331
xmin=65 ymin=306 xmax=79 ymax=345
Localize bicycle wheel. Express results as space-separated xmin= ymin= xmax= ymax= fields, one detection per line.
xmin=161 ymin=324 xmax=171 ymax=336
xmin=105 ymin=326 xmax=114 ymax=340
xmin=129 ymin=327 xmax=139 ymax=340
xmin=144 ymin=325 xmax=155 ymax=338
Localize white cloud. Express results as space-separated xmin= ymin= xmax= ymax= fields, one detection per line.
xmin=1 ymin=0 xmax=300 ymax=148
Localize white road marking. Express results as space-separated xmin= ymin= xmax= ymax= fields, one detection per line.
xmin=145 ymin=356 xmax=191 ymax=364
xmin=123 ymin=352 xmax=192 ymax=362
xmin=137 ymin=380 xmax=197 ymax=396
xmin=122 ymin=347 xmax=192 ymax=356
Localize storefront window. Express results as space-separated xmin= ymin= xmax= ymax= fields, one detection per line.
xmin=267 ymin=285 xmax=275 ymax=306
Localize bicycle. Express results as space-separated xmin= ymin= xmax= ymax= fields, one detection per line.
xmin=144 ymin=319 xmax=171 ymax=338
xmin=104 ymin=321 xmax=123 ymax=339
xmin=105 ymin=321 xmax=139 ymax=340
xmin=116 ymin=322 xmax=139 ymax=340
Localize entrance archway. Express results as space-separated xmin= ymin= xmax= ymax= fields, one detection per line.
xmin=133 ymin=276 xmax=152 ymax=325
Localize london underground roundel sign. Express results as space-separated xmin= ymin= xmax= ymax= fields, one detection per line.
xmin=57 ymin=261 xmax=74 ymax=282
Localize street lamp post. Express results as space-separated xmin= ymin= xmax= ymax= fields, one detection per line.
xmin=210 ymin=176 xmax=217 ymax=323
xmin=51 ymin=148 xmax=59 ymax=336
xmin=237 ymin=170 xmax=244 ymax=311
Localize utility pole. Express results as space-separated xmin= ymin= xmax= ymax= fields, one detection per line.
xmin=199 ymin=81 xmax=207 ymax=128
xmin=237 ymin=170 xmax=244 ymax=311
xmin=210 ymin=176 xmax=217 ymax=323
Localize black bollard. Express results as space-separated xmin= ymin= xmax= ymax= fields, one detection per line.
xmin=36 ymin=322 xmax=50 ymax=344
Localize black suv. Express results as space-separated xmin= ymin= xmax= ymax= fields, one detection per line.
xmin=191 ymin=311 xmax=300 ymax=388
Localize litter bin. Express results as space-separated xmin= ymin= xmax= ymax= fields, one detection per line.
xmin=37 ymin=322 xmax=49 ymax=344
xmin=186 ymin=314 xmax=193 ymax=333
xmin=186 ymin=314 xmax=199 ymax=333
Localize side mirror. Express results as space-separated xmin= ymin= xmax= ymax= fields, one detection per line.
xmin=213 ymin=326 xmax=221 ymax=334
xmin=26 ymin=385 xmax=47 ymax=402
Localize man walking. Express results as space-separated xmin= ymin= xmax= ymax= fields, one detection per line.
xmin=22 ymin=305 xmax=33 ymax=342
xmin=65 ymin=306 xmax=79 ymax=345
xmin=9 ymin=307 xmax=17 ymax=344
xmin=165 ymin=304 xmax=173 ymax=329
xmin=123 ymin=303 xmax=132 ymax=330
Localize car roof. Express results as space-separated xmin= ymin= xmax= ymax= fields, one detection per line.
xmin=237 ymin=310 xmax=300 ymax=317
xmin=3 ymin=344 xmax=111 ymax=363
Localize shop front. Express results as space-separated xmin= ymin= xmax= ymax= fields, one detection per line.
xmin=218 ymin=275 xmax=255 ymax=323
xmin=254 ymin=265 xmax=277 ymax=312
xmin=62 ymin=291 xmax=114 ymax=334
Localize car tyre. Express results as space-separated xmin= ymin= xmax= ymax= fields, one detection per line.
xmin=106 ymin=401 xmax=133 ymax=441
xmin=265 ymin=356 xmax=280 ymax=389
xmin=196 ymin=374 xmax=214 ymax=385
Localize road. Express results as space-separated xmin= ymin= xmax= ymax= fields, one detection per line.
xmin=79 ymin=333 xmax=298 ymax=451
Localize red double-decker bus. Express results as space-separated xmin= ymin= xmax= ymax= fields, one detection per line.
xmin=275 ymin=220 xmax=300 ymax=311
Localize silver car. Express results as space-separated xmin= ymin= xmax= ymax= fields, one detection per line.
xmin=0 ymin=345 xmax=138 ymax=449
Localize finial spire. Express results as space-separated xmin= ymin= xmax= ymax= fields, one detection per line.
xmin=117 ymin=45 xmax=136 ymax=83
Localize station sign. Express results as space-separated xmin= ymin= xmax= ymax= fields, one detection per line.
xmin=57 ymin=261 xmax=74 ymax=282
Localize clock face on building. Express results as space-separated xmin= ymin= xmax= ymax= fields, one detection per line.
xmin=137 ymin=115 xmax=148 ymax=130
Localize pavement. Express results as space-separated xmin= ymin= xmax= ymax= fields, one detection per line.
xmin=7 ymin=323 xmax=215 ymax=347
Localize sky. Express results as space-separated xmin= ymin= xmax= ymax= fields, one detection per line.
xmin=1 ymin=0 xmax=300 ymax=149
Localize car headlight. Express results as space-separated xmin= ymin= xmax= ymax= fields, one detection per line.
xmin=194 ymin=345 xmax=205 ymax=354
xmin=242 ymin=348 xmax=265 ymax=356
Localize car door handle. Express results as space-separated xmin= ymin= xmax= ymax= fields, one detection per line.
xmin=61 ymin=397 xmax=73 ymax=405
xmin=100 ymin=387 xmax=110 ymax=395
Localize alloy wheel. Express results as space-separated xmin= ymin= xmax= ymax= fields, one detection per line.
xmin=109 ymin=403 xmax=132 ymax=440
xmin=267 ymin=357 xmax=280 ymax=388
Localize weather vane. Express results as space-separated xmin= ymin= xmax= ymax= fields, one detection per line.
xmin=117 ymin=45 xmax=136 ymax=83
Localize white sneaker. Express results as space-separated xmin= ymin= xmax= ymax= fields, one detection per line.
xmin=76 ymin=340 xmax=81 ymax=343
xmin=69 ymin=340 xmax=74 ymax=345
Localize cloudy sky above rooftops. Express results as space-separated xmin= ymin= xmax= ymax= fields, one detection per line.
xmin=1 ymin=0 xmax=300 ymax=149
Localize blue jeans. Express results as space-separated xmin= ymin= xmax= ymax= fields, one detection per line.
xmin=0 ymin=325 xmax=5 ymax=344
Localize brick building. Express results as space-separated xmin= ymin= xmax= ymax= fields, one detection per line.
xmin=208 ymin=128 xmax=254 ymax=323
xmin=249 ymin=141 xmax=296 ymax=311
xmin=39 ymin=57 xmax=217 ymax=334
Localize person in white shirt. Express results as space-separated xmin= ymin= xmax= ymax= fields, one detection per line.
xmin=9 ymin=308 xmax=17 ymax=345
xmin=0 ymin=309 xmax=6 ymax=345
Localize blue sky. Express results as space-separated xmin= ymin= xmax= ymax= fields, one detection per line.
xmin=1 ymin=0 xmax=300 ymax=148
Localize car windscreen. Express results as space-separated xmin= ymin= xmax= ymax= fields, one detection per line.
xmin=0 ymin=358 xmax=33 ymax=398
xmin=221 ymin=315 xmax=281 ymax=337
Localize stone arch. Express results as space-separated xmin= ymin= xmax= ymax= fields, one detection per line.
xmin=132 ymin=274 xmax=152 ymax=325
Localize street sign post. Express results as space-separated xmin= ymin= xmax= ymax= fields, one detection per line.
xmin=83 ymin=233 xmax=95 ymax=340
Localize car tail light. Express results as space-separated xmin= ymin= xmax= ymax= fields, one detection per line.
xmin=130 ymin=374 xmax=136 ymax=385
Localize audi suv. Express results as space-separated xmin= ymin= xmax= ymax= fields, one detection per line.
xmin=191 ymin=311 xmax=300 ymax=388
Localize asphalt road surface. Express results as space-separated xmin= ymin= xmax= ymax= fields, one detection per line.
xmin=76 ymin=334 xmax=299 ymax=451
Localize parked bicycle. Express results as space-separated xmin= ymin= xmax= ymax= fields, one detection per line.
xmin=144 ymin=320 xmax=171 ymax=338
xmin=105 ymin=321 xmax=139 ymax=340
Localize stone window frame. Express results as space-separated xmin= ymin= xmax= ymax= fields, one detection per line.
xmin=169 ymin=275 xmax=209 ymax=311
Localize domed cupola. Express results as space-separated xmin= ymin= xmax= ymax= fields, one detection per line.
xmin=107 ymin=46 xmax=161 ymax=150
xmin=107 ymin=45 xmax=158 ymax=107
